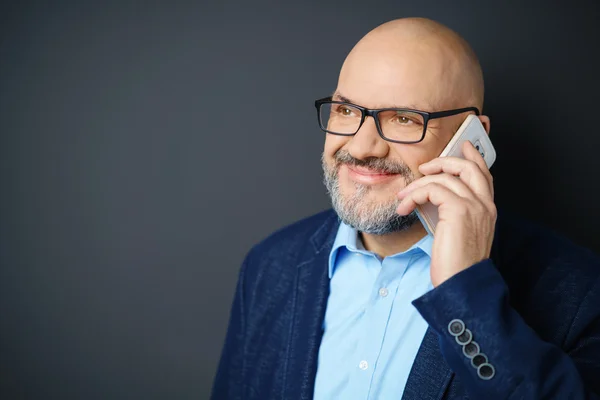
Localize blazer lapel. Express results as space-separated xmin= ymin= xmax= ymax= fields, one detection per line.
xmin=402 ymin=327 xmax=453 ymax=400
xmin=284 ymin=211 xmax=339 ymax=400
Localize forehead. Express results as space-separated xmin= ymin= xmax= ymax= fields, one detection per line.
xmin=336 ymin=42 xmax=458 ymax=111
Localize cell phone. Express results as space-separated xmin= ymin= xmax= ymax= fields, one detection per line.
xmin=415 ymin=115 xmax=496 ymax=236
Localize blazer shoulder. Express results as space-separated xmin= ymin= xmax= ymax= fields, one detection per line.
xmin=237 ymin=209 xmax=337 ymax=309
xmin=242 ymin=208 xmax=338 ymax=272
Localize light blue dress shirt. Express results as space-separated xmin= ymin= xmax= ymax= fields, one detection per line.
xmin=313 ymin=222 xmax=434 ymax=400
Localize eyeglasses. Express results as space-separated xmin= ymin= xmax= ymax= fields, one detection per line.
xmin=315 ymin=96 xmax=480 ymax=144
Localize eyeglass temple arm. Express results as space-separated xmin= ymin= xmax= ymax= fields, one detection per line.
xmin=428 ymin=107 xmax=480 ymax=119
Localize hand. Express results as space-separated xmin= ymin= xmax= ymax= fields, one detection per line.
xmin=396 ymin=141 xmax=497 ymax=287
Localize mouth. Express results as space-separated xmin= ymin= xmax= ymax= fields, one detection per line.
xmin=345 ymin=164 xmax=399 ymax=185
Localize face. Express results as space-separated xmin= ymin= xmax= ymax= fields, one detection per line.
xmin=322 ymin=40 xmax=472 ymax=235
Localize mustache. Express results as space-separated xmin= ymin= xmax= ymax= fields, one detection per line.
xmin=333 ymin=149 xmax=413 ymax=176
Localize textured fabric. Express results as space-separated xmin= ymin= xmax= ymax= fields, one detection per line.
xmin=211 ymin=209 xmax=600 ymax=399
xmin=314 ymin=222 xmax=433 ymax=399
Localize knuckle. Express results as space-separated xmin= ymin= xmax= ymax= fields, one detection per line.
xmin=475 ymin=202 xmax=487 ymax=214
xmin=488 ymin=203 xmax=498 ymax=219
xmin=427 ymin=182 xmax=443 ymax=192
xmin=467 ymin=160 xmax=480 ymax=173
xmin=455 ymin=202 xmax=470 ymax=216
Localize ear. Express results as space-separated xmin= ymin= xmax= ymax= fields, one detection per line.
xmin=478 ymin=115 xmax=491 ymax=134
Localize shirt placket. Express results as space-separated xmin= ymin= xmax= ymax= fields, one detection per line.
xmin=350 ymin=254 xmax=405 ymax=400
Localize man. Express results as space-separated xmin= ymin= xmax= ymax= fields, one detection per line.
xmin=211 ymin=18 xmax=600 ymax=399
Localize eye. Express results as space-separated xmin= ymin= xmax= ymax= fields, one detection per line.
xmin=337 ymin=106 xmax=355 ymax=116
xmin=392 ymin=112 xmax=422 ymax=125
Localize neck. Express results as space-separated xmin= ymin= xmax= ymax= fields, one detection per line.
xmin=359 ymin=222 xmax=428 ymax=258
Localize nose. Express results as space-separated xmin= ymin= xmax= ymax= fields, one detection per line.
xmin=345 ymin=116 xmax=390 ymax=160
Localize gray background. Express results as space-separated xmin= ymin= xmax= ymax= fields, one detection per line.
xmin=1 ymin=1 xmax=599 ymax=399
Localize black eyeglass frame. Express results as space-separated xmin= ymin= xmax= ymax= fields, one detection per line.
xmin=314 ymin=96 xmax=480 ymax=144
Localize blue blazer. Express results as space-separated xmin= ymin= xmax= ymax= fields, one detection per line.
xmin=212 ymin=209 xmax=600 ymax=399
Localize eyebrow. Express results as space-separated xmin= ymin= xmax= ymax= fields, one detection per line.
xmin=332 ymin=91 xmax=433 ymax=111
xmin=332 ymin=92 xmax=354 ymax=104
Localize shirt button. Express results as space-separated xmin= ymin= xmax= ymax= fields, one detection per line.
xmin=359 ymin=360 xmax=369 ymax=370
xmin=378 ymin=287 xmax=389 ymax=297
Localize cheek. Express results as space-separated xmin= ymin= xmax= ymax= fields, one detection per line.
xmin=391 ymin=145 xmax=444 ymax=179
xmin=323 ymin=135 xmax=348 ymax=162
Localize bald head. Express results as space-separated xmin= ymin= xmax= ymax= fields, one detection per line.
xmin=338 ymin=18 xmax=484 ymax=111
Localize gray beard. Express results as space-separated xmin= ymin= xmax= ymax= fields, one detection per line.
xmin=322 ymin=151 xmax=419 ymax=235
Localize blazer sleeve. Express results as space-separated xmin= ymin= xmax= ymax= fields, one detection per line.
xmin=412 ymin=259 xmax=600 ymax=399
xmin=211 ymin=256 xmax=249 ymax=400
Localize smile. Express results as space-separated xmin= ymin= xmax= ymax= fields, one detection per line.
xmin=345 ymin=165 xmax=399 ymax=185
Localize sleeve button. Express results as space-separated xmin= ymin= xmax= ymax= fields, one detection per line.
xmin=462 ymin=341 xmax=480 ymax=358
xmin=477 ymin=363 xmax=495 ymax=380
xmin=455 ymin=329 xmax=472 ymax=345
xmin=447 ymin=319 xmax=465 ymax=336
xmin=471 ymin=353 xmax=488 ymax=369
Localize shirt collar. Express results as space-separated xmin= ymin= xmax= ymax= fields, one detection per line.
xmin=328 ymin=222 xmax=433 ymax=278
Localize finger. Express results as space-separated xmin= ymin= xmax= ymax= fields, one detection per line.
xmin=462 ymin=141 xmax=491 ymax=179
xmin=418 ymin=154 xmax=493 ymax=200
xmin=463 ymin=141 xmax=494 ymax=198
xmin=398 ymin=173 xmax=474 ymax=200
xmin=396 ymin=182 xmax=463 ymax=216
